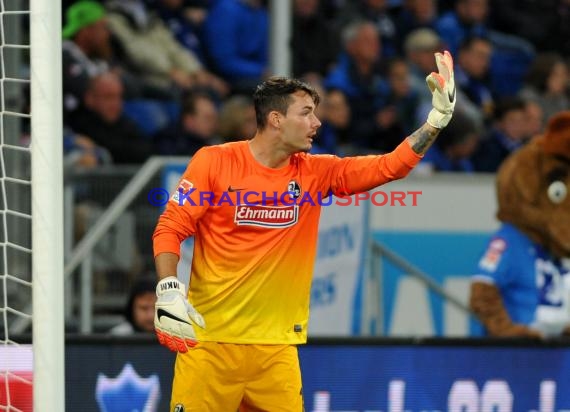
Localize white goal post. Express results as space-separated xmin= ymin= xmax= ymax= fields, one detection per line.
xmin=30 ymin=0 xmax=64 ymax=409
xmin=1 ymin=0 xmax=64 ymax=409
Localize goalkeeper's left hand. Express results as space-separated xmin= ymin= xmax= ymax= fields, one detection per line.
xmin=154 ymin=276 xmax=205 ymax=353
xmin=426 ymin=50 xmax=456 ymax=129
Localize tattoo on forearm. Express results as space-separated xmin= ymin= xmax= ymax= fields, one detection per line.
xmin=407 ymin=124 xmax=441 ymax=155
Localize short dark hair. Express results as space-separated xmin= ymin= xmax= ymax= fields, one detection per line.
xmin=458 ymin=35 xmax=491 ymax=53
xmin=525 ymin=52 xmax=565 ymax=92
xmin=493 ymin=96 xmax=527 ymax=122
xmin=181 ymin=90 xmax=215 ymax=116
xmin=253 ymin=77 xmax=320 ymax=130
xmin=125 ymin=277 xmax=156 ymax=331
xmin=437 ymin=110 xmax=480 ymax=151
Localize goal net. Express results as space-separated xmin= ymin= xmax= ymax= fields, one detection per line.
xmin=0 ymin=0 xmax=64 ymax=411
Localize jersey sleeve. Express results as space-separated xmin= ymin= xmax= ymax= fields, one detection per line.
xmin=473 ymin=236 xmax=513 ymax=287
xmin=152 ymin=147 xmax=217 ymax=257
xmin=311 ymin=140 xmax=423 ymax=196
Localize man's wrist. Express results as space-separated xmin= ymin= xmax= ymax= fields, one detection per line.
xmin=427 ymin=108 xmax=452 ymax=129
xmin=156 ymin=276 xmax=185 ymax=296
xmin=157 ymin=274 xmax=178 ymax=281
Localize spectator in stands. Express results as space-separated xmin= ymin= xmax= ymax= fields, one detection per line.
xmin=203 ymin=0 xmax=269 ymax=94
xmin=217 ymin=95 xmax=257 ymax=142
xmin=350 ymin=56 xmax=420 ymax=154
xmin=404 ymin=28 xmax=484 ymax=132
xmin=471 ymin=97 xmax=528 ymax=172
xmin=488 ymin=0 xmax=559 ymax=52
xmin=435 ymin=0 xmax=535 ymax=98
xmin=110 ymin=278 xmax=157 ymax=335
xmin=395 ymin=0 xmax=438 ymax=49
xmin=524 ymin=100 xmax=544 ymax=141
xmin=146 ymin=0 xmax=210 ymax=64
xmin=291 ymin=0 xmax=340 ymax=82
xmin=62 ymin=1 xmax=110 ymax=115
xmin=106 ymin=0 xmax=228 ymax=100
xmin=519 ymin=53 xmax=570 ymax=126
xmin=403 ymin=28 xmax=444 ymax=128
xmin=67 ymin=72 xmax=153 ymax=164
xmin=153 ymin=90 xmax=220 ymax=155
xmin=435 ymin=0 xmax=488 ymax=56
xmin=335 ymin=0 xmax=399 ymax=59
xmin=456 ymin=36 xmax=494 ymax=122
xmin=386 ymin=57 xmax=420 ymax=137
xmin=62 ymin=0 xmax=142 ymax=117
xmin=324 ymin=21 xmax=391 ymax=152
xmin=63 ymin=127 xmax=112 ymax=169
xmin=310 ymin=88 xmax=352 ymax=155
xmin=422 ymin=110 xmax=480 ymax=172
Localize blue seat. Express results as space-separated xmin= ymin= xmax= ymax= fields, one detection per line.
xmin=123 ymin=100 xmax=180 ymax=136
xmin=488 ymin=30 xmax=536 ymax=97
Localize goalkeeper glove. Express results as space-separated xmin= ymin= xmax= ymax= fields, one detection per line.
xmin=154 ymin=276 xmax=205 ymax=353
xmin=426 ymin=50 xmax=456 ymax=129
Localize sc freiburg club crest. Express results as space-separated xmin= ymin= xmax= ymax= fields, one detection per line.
xmin=288 ymin=180 xmax=301 ymax=199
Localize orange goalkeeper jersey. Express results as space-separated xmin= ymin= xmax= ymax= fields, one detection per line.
xmin=153 ymin=140 xmax=421 ymax=344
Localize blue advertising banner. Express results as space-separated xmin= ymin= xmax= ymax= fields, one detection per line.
xmin=59 ymin=338 xmax=570 ymax=412
xmin=299 ymin=342 xmax=568 ymax=412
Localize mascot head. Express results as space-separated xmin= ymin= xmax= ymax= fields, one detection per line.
xmin=496 ymin=111 xmax=570 ymax=257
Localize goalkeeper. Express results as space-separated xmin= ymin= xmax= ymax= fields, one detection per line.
xmin=153 ymin=51 xmax=456 ymax=411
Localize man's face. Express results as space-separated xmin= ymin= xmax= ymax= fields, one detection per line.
xmin=240 ymin=105 xmax=257 ymax=139
xmin=349 ymin=24 xmax=380 ymax=65
xmin=324 ymin=90 xmax=350 ymax=129
xmin=132 ymin=292 xmax=156 ymax=333
xmin=161 ymin=0 xmax=183 ymax=9
xmin=388 ymin=61 xmax=411 ymax=98
xmin=85 ymin=18 xmax=112 ymax=59
xmin=525 ymin=102 xmax=543 ymax=138
xmin=294 ymin=0 xmax=319 ymax=17
xmin=547 ymin=62 xmax=569 ymax=95
xmin=500 ymin=109 xmax=527 ymax=142
xmin=85 ymin=75 xmax=123 ymax=123
xmin=183 ymin=97 xmax=218 ymax=139
xmin=366 ymin=0 xmax=387 ymax=11
xmin=409 ymin=48 xmax=439 ymax=74
xmin=278 ymin=91 xmax=321 ymax=153
xmin=458 ymin=0 xmax=488 ymax=24
xmin=460 ymin=39 xmax=492 ymax=79
xmin=447 ymin=133 xmax=479 ymax=160
xmin=409 ymin=0 xmax=436 ymax=22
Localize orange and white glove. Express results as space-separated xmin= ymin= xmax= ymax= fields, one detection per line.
xmin=154 ymin=276 xmax=205 ymax=353
xmin=426 ymin=50 xmax=456 ymax=129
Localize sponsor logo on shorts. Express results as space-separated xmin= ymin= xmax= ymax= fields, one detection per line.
xmin=234 ymin=204 xmax=299 ymax=228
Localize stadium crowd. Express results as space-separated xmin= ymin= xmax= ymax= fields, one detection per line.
xmin=61 ymin=0 xmax=570 ymax=174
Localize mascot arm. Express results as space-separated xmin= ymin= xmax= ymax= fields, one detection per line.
xmin=470 ymin=281 xmax=543 ymax=338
